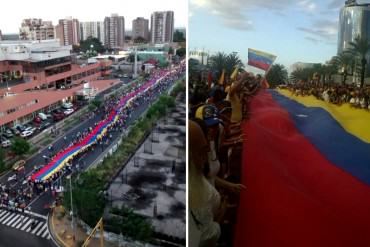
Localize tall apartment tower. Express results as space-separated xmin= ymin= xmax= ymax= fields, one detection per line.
xmin=80 ymin=21 xmax=105 ymax=44
xmin=132 ymin=17 xmax=149 ymax=41
xmin=55 ymin=17 xmax=80 ymax=46
xmin=104 ymin=14 xmax=125 ymax=49
xmin=19 ymin=19 xmax=55 ymax=41
xmin=150 ymin=11 xmax=174 ymax=44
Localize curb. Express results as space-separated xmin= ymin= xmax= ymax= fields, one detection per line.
xmin=48 ymin=209 xmax=70 ymax=247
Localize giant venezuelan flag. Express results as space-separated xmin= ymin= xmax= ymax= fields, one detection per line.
xmin=31 ymin=68 xmax=178 ymax=182
xmin=248 ymin=48 xmax=276 ymax=71
xmin=234 ymin=89 xmax=370 ymax=247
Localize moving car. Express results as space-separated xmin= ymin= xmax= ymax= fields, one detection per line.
xmin=12 ymin=160 xmax=25 ymax=172
xmin=64 ymin=108 xmax=74 ymax=116
xmin=20 ymin=130 xmax=33 ymax=138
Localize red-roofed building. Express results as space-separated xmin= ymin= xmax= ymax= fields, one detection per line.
xmin=0 ymin=39 xmax=116 ymax=131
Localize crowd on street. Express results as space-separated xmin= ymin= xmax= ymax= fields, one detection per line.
xmin=188 ymin=72 xmax=260 ymax=247
xmin=285 ymin=82 xmax=370 ymax=109
xmin=0 ymin=63 xmax=185 ymax=214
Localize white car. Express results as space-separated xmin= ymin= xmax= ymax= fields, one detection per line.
xmin=7 ymin=174 xmax=17 ymax=182
xmin=38 ymin=112 xmax=48 ymax=120
xmin=24 ymin=126 xmax=36 ymax=133
xmin=64 ymin=108 xmax=74 ymax=115
xmin=20 ymin=130 xmax=33 ymax=138
xmin=62 ymin=102 xmax=73 ymax=109
xmin=1 ymin=139 xmax=11 ymax=148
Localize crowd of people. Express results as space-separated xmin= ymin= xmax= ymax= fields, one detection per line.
xmin=285 ymin=82 xmax=370 ymax=109
xmin=189 ymin=72 xmax=261 ymax=246
xmin=0 ymin=62 xmax=185 ymax=214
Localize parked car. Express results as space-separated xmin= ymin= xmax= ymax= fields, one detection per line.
xmin=37 ymin=122 xmax=51 ymax=131
xmin=7 ymin=174 xmax=17 ymax=182
xmin=12 ymin=160 xmax=25 ymax=172
xmin=3 ymin=129 xmax=13 ymax=138
xmin=64 ymin=108 xmax=74 ymax=116
xmin=62 ymin=102 xmax=73 ymax=109
xmin=24 ymin=126 xmax=36 ymax=133
xmin=20 ymin=130 xmax=33 ymax=138
xmin=1 ymin=138 xmax=11 ymax=148
xmin=34 ymin=116 xmax=42 ymax=124
xmin=38 ymin=112 xmax=48 ymax=120
xmin=11 ymin=127 xmax=20 ymax=135
xmin=15 ymin=124 xmax=26 ymax=133
xmin=52 ymin=109 xmax=65 ymax=121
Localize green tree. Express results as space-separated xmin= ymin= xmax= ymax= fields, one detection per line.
xmin=349 ymin=35 xmax=370 ymax=88
xmin=266 ymin=64 xmax=288 ymax=88
xmin=209 ymin=52 xmax=245 ymax=80
xmin=11 ymin=137 xmax=30 ymax=156
xmin=79 ymin=37 xmax=105 ymax=53
xmin=176 ymin=47 xmax=186 ymax=57
xmin=173 ymin=30 xmax=186 ymax=42
xmin=91 ymin=99 xmax=102 ymax=108
xmin=331 ymin=51 xmax=354 ymax=85
xmin=134 ymin=36 xmax=147 ymax=44
xmin=168 ymin=47 xmax=174 ymax=56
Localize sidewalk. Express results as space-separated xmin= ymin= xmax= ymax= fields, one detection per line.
xmin=49 ymin=205 xmax=116 ymax=247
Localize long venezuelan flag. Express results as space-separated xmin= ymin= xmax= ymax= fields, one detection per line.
xmin=248 ymin=48 xmax=276 ymax=71
xmin=234 ymin=89 xmax=370 ymax=247
xmin=31 ymin=69 xmax=174 ymax=182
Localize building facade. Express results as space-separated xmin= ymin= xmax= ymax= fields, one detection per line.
xmin=104 ymin=14 xmax=125 ymax=49
xmin=0 ymin=39 xmax=113 ymax=129
xmin=0 ymin=30 xmax=2 ymax=41
xmin=19 ymin=19 xmax=55 ymax=41
xmin=132 ymin=17 xmax=149 ymax=41
xmin=55 ymin=17 xmax=80 ymax=46
xmin=150 ymin=11 xmax=174 ymax=44
xmin=338 ymin=2 xmax=370 ymax=54
xmin=80 ymin=21 xmax=105 ymax=44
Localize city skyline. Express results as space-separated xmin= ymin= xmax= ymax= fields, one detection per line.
xmin=189 ymin=0 xmax=369 ymax=71
xmin=0 ymin=0 xmax=186 ymax=34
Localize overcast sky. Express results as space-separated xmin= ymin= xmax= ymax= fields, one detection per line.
xmin=189 ymin=0 xmax=366 ymax=70
xmin=0 ymin=0 xmax=187 ymax=33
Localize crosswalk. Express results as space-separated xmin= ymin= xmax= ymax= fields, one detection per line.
xmin=0 ymin=209 xmax=50 ymax=239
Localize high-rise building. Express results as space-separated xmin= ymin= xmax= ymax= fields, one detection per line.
xmin=104 ymin=14 xmax=125 ymax=49
xmin=338 ymin=1 xmax=370 ymax=54
xmin=150 ymin=11 xmax=174 ymax=44
xmin=55 ymin=17 xmax=80 ymax=46
xmin=132 ymin=17 xmax=149 ymax=41
xmin=19 ymin=19 xmax=55 ymax=41
xmin=80 ymin=21 xmax=105 ymax=44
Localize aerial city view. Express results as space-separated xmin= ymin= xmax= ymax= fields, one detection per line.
xmin=0 ymin=0 xmax=186 ymax=246
xmin=189 ymin=0 xmax=370 ymax=246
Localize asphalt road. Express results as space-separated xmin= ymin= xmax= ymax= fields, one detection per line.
xmin=0 ymin=223 xmax=55 ymax=247
xmin=0 ymin=70 xmax=183 ymax=247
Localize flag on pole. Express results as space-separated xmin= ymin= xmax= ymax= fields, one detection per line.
xmin=218 ymin=69 xmax=225 ymax=85
xmin=248 ymin=48 xmax=277 ymax=71
xmin=230 ymin=67 xmax=239 ymax=80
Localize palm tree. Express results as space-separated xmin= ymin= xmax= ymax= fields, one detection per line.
xmin=209 ymin=52 xmax=244 ymax=80
xmin=331 ymin=51 xmax=354 ymax=85
xmin=349 ymin=35 xmax=370 ymax=88
xmin=209 ymin=52 xmax=227 ymax=78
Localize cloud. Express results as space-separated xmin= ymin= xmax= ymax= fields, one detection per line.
xmin=305 ymin=36 xmax=320 ymax=43
xmin=190 ymin=0 xmax=296 ymax=30
xmin=298 ymin=0 xmax=317 ymax=12
xmin=298 ymin=19 xmax=338 ymax=43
